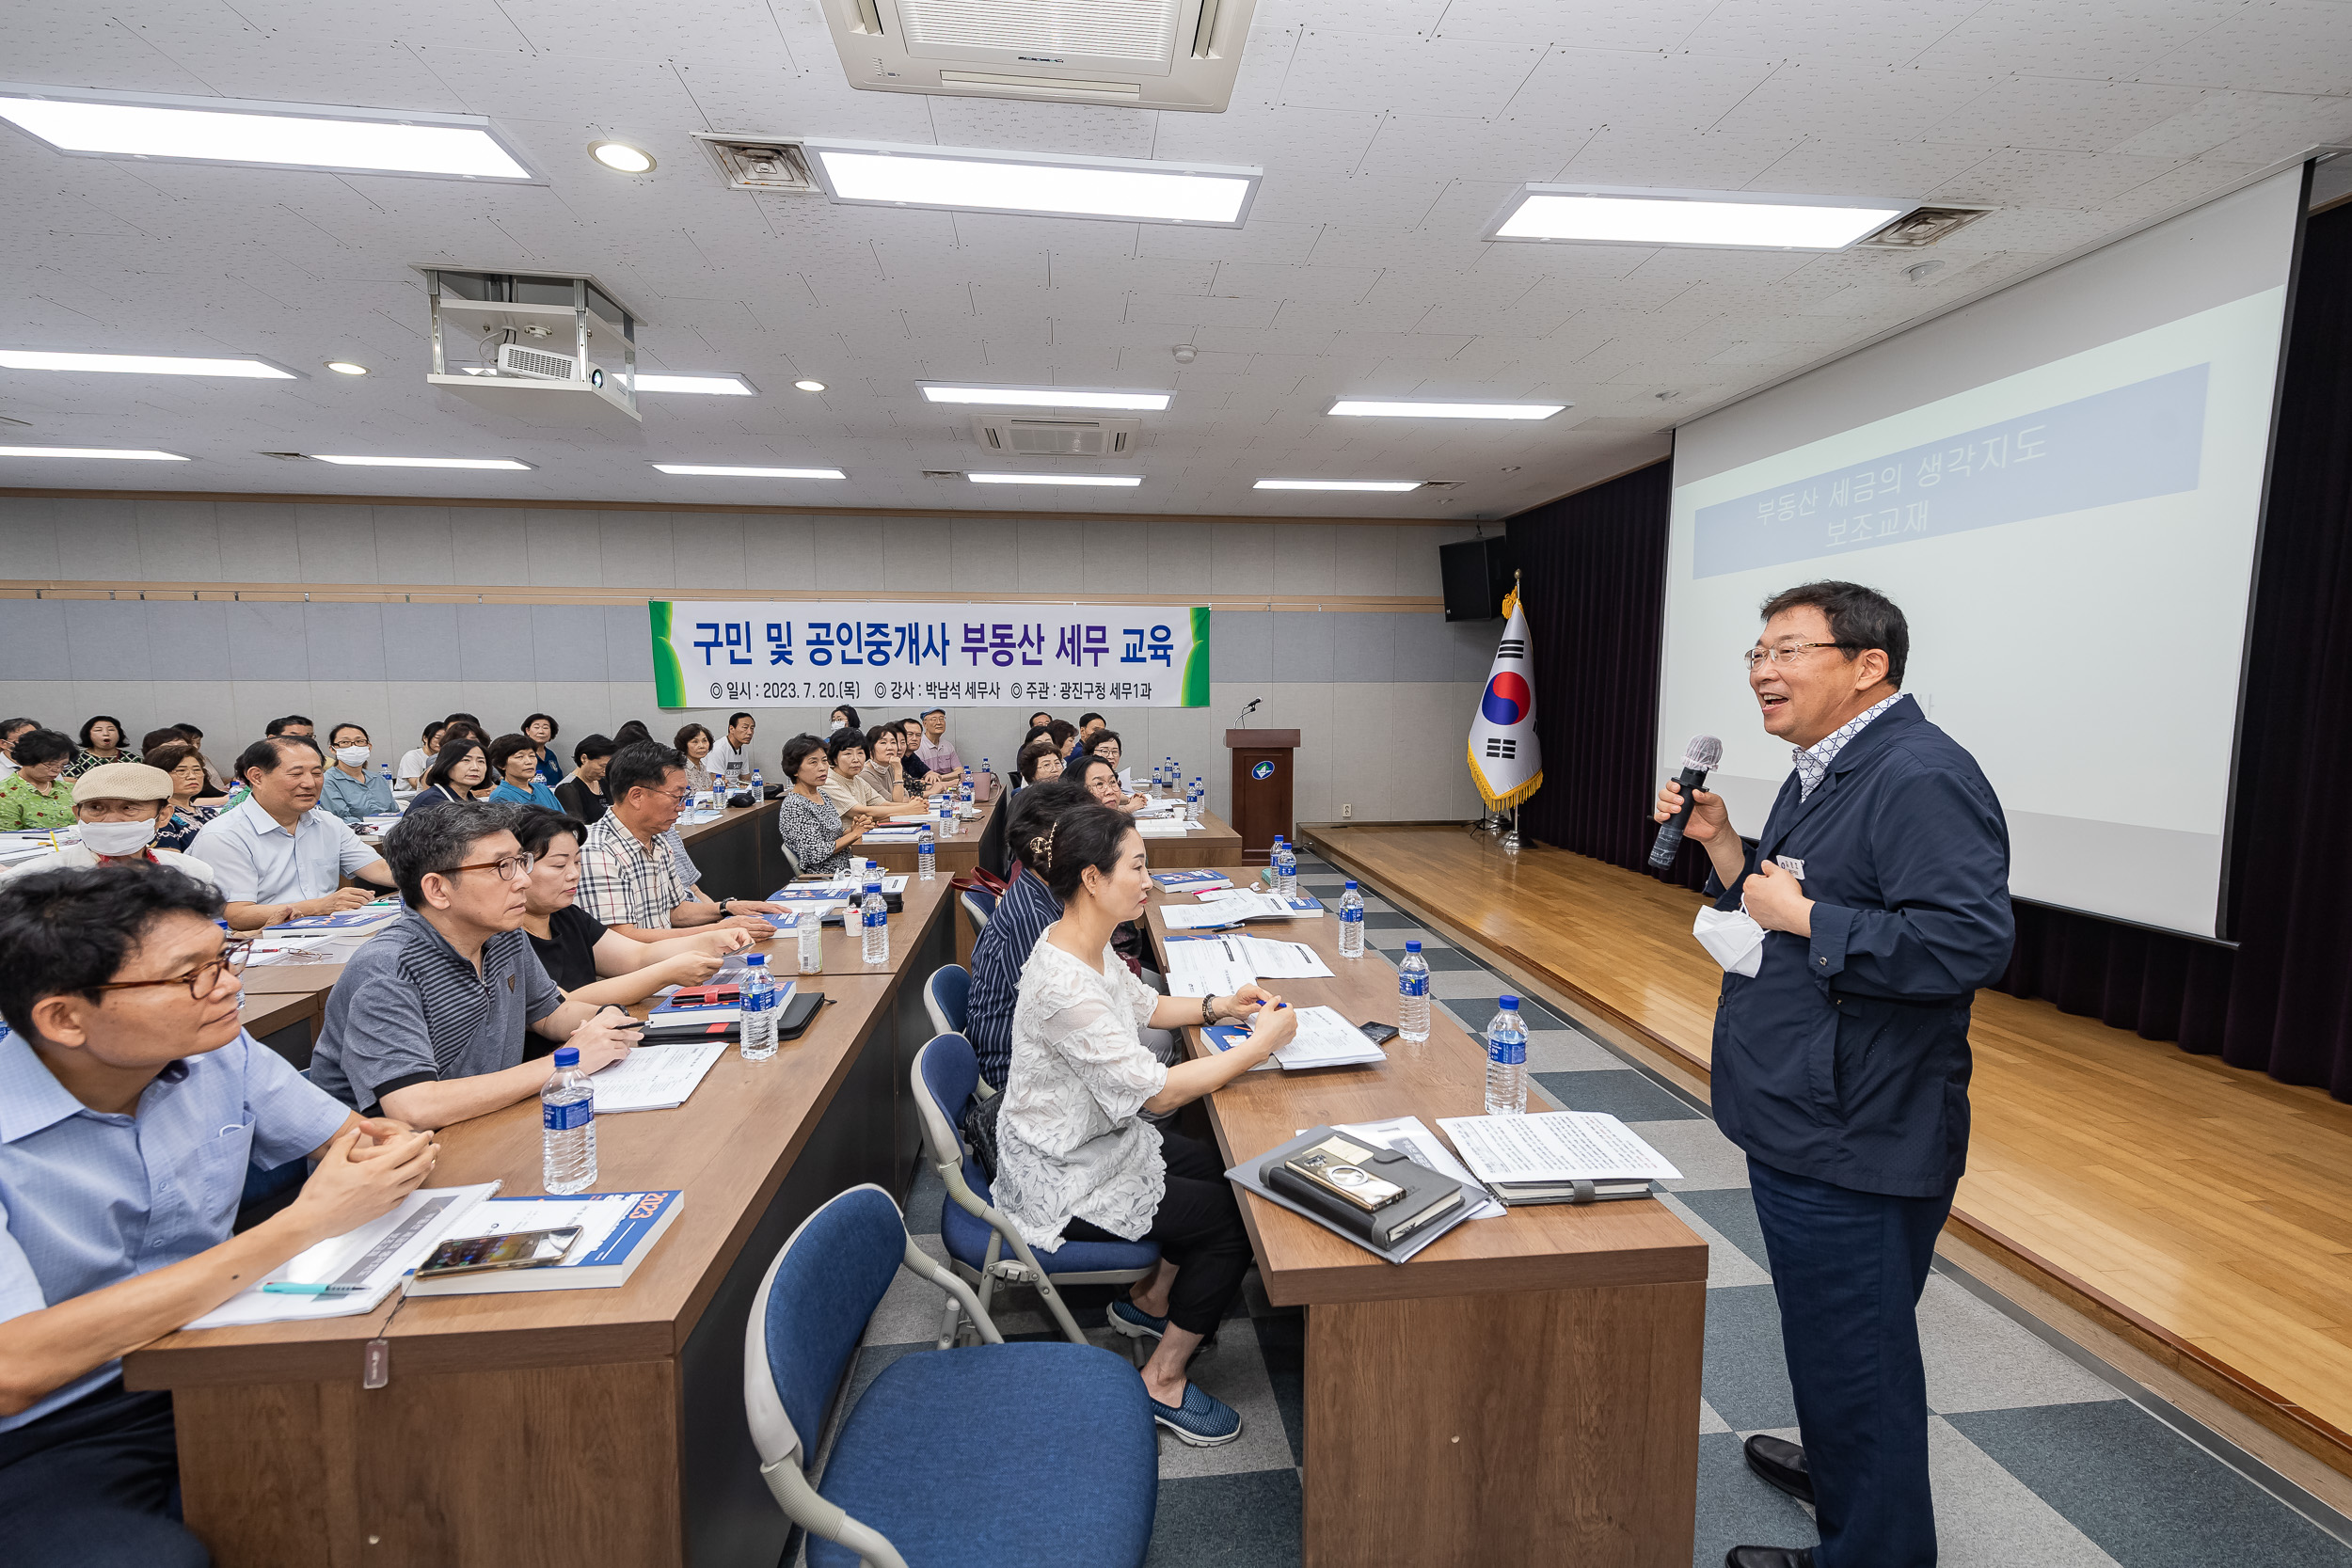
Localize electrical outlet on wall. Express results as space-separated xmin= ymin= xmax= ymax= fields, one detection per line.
xmin=1342 ymin=803 xmax=1353 ymax=818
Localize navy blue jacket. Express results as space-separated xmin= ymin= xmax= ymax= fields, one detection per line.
xmin=1708 ymin=695 xmax=2013 ymax=1197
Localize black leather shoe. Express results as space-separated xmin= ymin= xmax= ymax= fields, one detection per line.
xmin=1743 ymin=1433 xmax=1813 ymax=1504
xmin=1724 ymin=1549 xmax=1812 ymax=1568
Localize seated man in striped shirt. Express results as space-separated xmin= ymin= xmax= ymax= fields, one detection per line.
xmin=308 ymin=800 xmax=643 ymax=1129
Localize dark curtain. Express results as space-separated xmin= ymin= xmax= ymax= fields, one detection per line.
xmin=1507 ymin=460 xmax=1710 ymax=891
xmin=1505 ymin=196 xmax=2352 ymax=1100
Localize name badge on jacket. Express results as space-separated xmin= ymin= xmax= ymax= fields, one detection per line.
xmin=1774 ymin=855 xmax=1805 ymax=880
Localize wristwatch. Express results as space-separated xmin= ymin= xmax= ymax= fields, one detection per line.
xmin=717 ymin=899 xmax=733 ymax=918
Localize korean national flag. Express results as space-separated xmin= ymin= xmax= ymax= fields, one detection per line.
xmin=1467 ymin=591 xmax=1541 ymax=809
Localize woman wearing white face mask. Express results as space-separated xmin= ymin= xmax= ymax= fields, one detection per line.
xmin=318 ymin=722 xmax=396 ymax=825
xmin=0 ymin=763 xmax=218 ymax=887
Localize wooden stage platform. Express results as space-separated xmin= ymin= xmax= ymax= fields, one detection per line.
xmin=1299 ymin=821 xmax=2352 ymax=1483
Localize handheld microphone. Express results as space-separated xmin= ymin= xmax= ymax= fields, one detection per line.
xmin=1648 ymin=734 xmax=1724 ymax=870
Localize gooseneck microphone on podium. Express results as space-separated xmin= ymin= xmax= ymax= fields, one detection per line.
xmin=1648 ymin=734 xmax=1724 ymax=870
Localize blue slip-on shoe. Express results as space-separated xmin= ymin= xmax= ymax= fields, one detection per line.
xmin=1149 ymin=1382 xmax=1243 ymax=1447
xmin=1106 ymin=1297 xmax=1168 ymax=1340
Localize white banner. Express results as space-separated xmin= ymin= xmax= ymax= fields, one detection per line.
xmin=650 ymin=600 xmax=1212 ymax=709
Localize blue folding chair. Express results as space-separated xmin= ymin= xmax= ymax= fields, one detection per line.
xmin=958 ymin=885 xmax=996 ymax=944
xmin=911 ymin=1034 xmax=1159 ymax=1349
xmin=922 ymin=964 xmax=969 ymax=1040
xmin=743 ymin=1184 xmax=1156 ymax=1568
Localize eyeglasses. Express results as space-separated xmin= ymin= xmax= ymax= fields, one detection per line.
xmin=648 ymin=787 xmax=694 ymax=805
xmin=91 ymin=940 xmax=252 ymax=1000
xmin=443 ymin=853 xmax=537 ymax=882
xmin=1741 ymin=641 xmax=1856 ymax=671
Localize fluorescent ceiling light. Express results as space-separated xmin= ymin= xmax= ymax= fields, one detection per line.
xmin=630 ymin=373 xmax=755 ymax=395
xmin=1327 ymin=399 xmax=1565 ymax=420
xmin=1255 ymin=479 xmax=1422 ymax=492
xmin=0 ymin=446 xmax=188 ymax=461
xmin=652 ymin=464 xmax=847 ymax=479
xmin=921 ymin=383 xmax=1171 ymax=412
xmin=966 ymin=473 xmax=1143 ymax=487
xmin=798 ymin=138 xmax=1258 ymax=227
xmin=0 ymin=349 xmax=294 ymax=378
xmin=1491 ymin=184 xmax=1911 ymax=250
xmin=0 ymin=85 xmax=536 ymax=182
xmin=310 ymin=454 xmax=532 ymax=470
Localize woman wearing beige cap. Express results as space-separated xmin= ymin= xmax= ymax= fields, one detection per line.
xmin=0 ymin=762 xmax=219 ymax=887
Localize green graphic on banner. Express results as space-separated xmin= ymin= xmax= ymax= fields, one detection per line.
xmin=645 ymin=600 xmax=1213 ymax=709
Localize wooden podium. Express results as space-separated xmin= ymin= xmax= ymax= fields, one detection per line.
xmin=1224 ymin=728 xmax=1300 ymax=864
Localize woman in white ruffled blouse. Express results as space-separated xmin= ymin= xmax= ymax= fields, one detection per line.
xmin=995 ymin=803 xmax=1295 ymax=1449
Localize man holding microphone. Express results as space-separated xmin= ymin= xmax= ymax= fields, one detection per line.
xmin=1655 ymin=581 xmax=2012 ymax=1568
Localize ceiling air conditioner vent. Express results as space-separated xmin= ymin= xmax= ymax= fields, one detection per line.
xmin=1859 ymin=205 xmax=1994 ymax=248
xmin=971 ymin=414 xmax=1139 ymax=456
xmin=694 ymin=138 xmax=817 ymax=193
xmin=817 ymin=0 xmax=1258 ymax=112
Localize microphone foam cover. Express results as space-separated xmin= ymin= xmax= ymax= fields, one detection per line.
xmin=1682 ymin=734 xmax=1724 ymax=771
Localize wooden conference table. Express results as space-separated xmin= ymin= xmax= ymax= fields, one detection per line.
xmin=1144 ymin=872 xmax=1707 ymax=1568
xmin=124 ymin=838 xmax=959 ymax=1568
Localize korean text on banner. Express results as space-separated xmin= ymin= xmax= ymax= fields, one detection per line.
xmin=651 ymin=601 xmax=1212 ymax=709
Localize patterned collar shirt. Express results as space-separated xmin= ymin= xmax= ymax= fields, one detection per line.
xmin=575 ymin=809 xmax=689 ymax=930
xmin=1791 ymin=692 xmax=1903 ymax=800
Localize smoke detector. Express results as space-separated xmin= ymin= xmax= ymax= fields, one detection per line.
xmin=970 ymin=414 xmax=1139 ymax=457
xmin=813 ymin=0 xmax=1260 ymax=112
xmin=1859 ymin=205 xmax=1994 ymax=248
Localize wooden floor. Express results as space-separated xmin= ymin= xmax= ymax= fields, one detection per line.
xmin=1301 ymin=821 xmax=2352 ymax=1476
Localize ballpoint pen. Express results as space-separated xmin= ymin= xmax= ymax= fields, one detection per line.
xmin=261 ymin=1281 xmax=370 ymax=1296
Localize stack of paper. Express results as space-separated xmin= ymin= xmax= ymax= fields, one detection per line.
xmin=860 ymin=825 xmax=928 ymax=842
xmin=186 ymin=1181 xmax=501 ymax=1327
xmin=1434 ymin=1112 xmax=1682 ymax=1202
xmin=406 ymin=1190 xmax=685 ymax=1296
xmin=590 ymin=1040 xmax=729 ymax=1112
xmin=1163 ymin=890 xmax=1324 ymax=929
xmin=1333 ymin=1117 xmax=1507 ymax=1221
xmin=1152 ymin=869 xmax=1232 ymax=894
xmin=1161 ymin=936 xmax=1259 ymax=999
xmin=1208 ymin=1005 xmax=1388 ymax=1072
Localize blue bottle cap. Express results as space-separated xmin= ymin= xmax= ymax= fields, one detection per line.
xmin=1406 ymin=939 xmax=1422 ymax=952
xmin=1344 ymin=879 xmax=1357 ymax=890
xmin=553 ymin=1045 xmax=580 ymax=1068
xmin=1499 ymin=995 xmax=1519 ymax=1010
xmin=865 ymin=881 xmax=882 ymax=893
xmin=747 ymin=953 xmax=766 ymax=966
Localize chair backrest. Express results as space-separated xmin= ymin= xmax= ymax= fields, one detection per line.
xmin=923 ymin=964 xmax=971 ymax=1038
xmin=743 ymin=1184 xmax=908 ymax=1467
xmin=959 ymin=886 xmax=995 ymax=942
xmin=911 ymin=1035 xmax=979 ymax=1177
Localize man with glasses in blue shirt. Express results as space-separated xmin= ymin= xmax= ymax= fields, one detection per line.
xmin=0 ymin=866 xmax=439 ymax=1568
xmin=308 ymin=801 xmax=645 ymax=1129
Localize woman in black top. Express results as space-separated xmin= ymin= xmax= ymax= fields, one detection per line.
xmin=405 ymin=736 xmax=490 ymax=814
xmin=554 ymin=734 xmax=617 ymax=823
xmin=510 ymin=808 xmax=749 ymax=1037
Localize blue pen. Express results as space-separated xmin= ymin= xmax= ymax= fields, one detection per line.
xmin=261 ymin=1281 xmax=369 ymax=1296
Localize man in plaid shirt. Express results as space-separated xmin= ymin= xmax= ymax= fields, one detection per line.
xmin=576 ymin=741 xmax=783 ymax=941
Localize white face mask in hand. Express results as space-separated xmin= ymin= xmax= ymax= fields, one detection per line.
xmin=79 ymin=818 xmax=159 ymax=858
xmin=1692 ymin=905 xmax=1767 ymax=977
xmin=336 ymin=746 xmax=371 ymax=767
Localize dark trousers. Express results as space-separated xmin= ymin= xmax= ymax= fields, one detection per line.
xmin=1065 ymin=1127 xmax=1252 ymax=1336
xmin=0 ymin=1380 xmax=209 ymax=1568
xmin=1747 ymin=1157 xmax=1954 ymax=1568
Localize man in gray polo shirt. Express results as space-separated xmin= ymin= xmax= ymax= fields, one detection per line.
xmin=310 ymin=801 xmax=643 ymax=1127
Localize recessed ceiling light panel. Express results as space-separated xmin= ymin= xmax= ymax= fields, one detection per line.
xmin=310 ymin=454 xmax=532 ymax=469
xmin=921 ymin=383 xmax=1171 ymax=412
xmin=797 ymin=138 xmax=1258 ymax=227
xmin=651 ymin=464 xmax=847 ymax=479
xmin=324 ymin=360 xmax=369 ymax=376
xmin=1489 ymin=184 xmax=1914 ymax=250
xmin=629 ymin=373 xmax=755 ymax=395
xmin=966 ymin=472 xmax=1143 ymax=487
xmin=1254 ymin=479 xmax=1423 ymax=492
xmin=0 ymin=349 xmax=297 ymax=378
xmin=1327 ymin=398 xmax=1566 ymax=420
xmin=793 ymin=379 xmax=827 ymax=392
xmin=0 ymin=84 xmax=538 ymax=182
xmin=0 ymin=446 xmax=189 ymax=461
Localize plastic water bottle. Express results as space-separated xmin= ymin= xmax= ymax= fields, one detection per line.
xmin=1273 ymin=838 xmax=1296 ymax=896
xmin=961 ymin=766 xmax=974 ymax=804
xmin=1485 ymin=996 xmax=1528 ymax=1116
xmin=796 ymin=904 xmax=822 ymax=974
xmin=739 ymin=954 xmax=778 ymax=1061
xmin=1338 ymin=880 xmax=1365 ymax=959
xmin=917 ymin=823 xmax=935 ymax=880
xmin=541 ymin=1045 xmax=597 ymax=1194
xmin=1188 ymin=778 xmax=1204 ymax=822
xmin=1398 ymin=941 xmax=1431 ymax=1043
xmin=861 ymin=880 xmax=889 ymax=964
xmin=1163 ymin=757 xmax=1175 ymax=795
xmin=979 ymin=759 xmax=992 ymax=799
xmin=379 ymin=763 xmax=395 ymax=792
xmin=752 ymin=768 xmax=764 ymax=796
xmin=937 ymin=795 xmax=955 ymax=840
